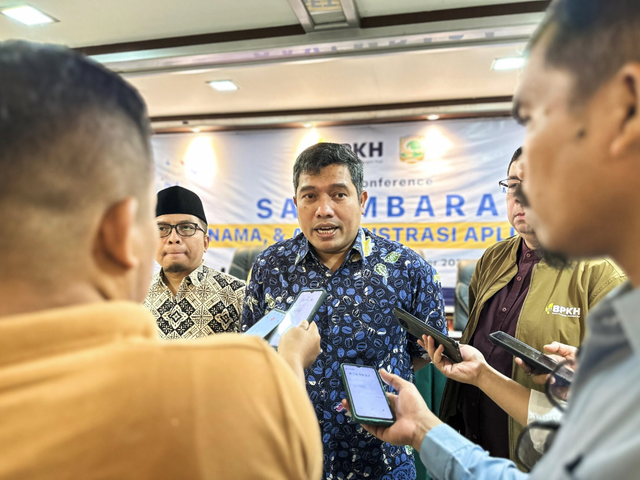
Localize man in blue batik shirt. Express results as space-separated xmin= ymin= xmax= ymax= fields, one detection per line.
xmin=242 ymin=142 xmax=446 ymax=479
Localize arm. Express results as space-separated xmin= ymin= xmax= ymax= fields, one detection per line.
xmin=277 ymin=321 xmax=321 ymax=384
xmin=421 ymin=335 xmax=531 ymax=426
xmin=341 ymin=369 xmax=528 ymax=480
xmin=421 ymin=424 xmax=528 ymax=480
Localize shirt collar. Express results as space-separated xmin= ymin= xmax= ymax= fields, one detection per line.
xmin=186 ymin=261 xmax=207 ymax=287
xmin=295 ymin=227 xmax=370 ymax=266
xmin=519 ymin=238 xmax=540 ymax=265
xmin=609 ymin=282 xmax=640 ymax=354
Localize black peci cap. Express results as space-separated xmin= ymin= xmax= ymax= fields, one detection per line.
xmin=156 ymin=186 xmax=207 ymax=224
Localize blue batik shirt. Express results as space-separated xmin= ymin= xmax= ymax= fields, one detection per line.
xmin=242 ymin=227 xmax=446 ymax=480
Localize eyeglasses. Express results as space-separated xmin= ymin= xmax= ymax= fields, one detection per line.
xmin=498 ymin=178 xmax=522 ymax=195
xmin=157 ymin=222 xmax=205 ymax=238
xmin=515 ymin=357 xmax=577 ymax=471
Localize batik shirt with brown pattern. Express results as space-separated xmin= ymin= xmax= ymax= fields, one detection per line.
xmin=144 ymin=262 xmax=245 ymax=339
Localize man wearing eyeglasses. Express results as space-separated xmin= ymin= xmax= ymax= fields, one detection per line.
xmin=438 ymin=147 xmax=624 ymax=463
xmin=144 ymin=185 xmax=246 ymax=339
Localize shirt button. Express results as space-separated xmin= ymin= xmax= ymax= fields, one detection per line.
xmin=471 ymin=402 xmax=477 ymax=408
xmin=472 ymin=434 xmax=478 ymax=440
xmin=502 ymin=307 xmax=507 ymax=312
xmin=517 ymin=276 xmax=522 ymax=281
xmin=526 ymin=253 xmax=531 ymax=258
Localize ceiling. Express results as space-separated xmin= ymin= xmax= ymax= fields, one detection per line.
xmin=0 ymin=0 xmax=550 ymax=131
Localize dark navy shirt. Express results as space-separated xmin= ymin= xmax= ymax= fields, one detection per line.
xmin=242 ymin=228 xmax=446 ymax=480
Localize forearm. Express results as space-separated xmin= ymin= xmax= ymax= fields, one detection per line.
xmin=475 ymin=364 xmax=531 ymax=426
xmin=421 ymin=424 xmax=528 ymax=480
xmin=278 ymin=351 xmax=306 ymax=385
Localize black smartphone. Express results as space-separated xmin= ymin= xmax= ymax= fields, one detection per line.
xmin=489 ymin=331 xmax=559 ymax=374
xmin=340 ymin=363 xmax=395 ymax=426
xmin=267 ymin=288 xmax=327 ymax=348
xmin=393 ymin=307 xmax=463 ymax=363
xmin=244 ymin=309 xmax=286 ymax=338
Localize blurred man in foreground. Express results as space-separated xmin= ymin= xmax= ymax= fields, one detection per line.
xmin=344 ymin=0 xmax=640 ymax=478
xmin=0 ymin=41 xmax=322 ymax=479
xmin=439 ymin=147 xmax=624 ymax=461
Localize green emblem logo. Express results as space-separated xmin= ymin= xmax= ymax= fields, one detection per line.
xmin=374 ymin=263 xmax=389 ymax=279
xmin=399 ymin=136 xmax=425 ymax=164
xmin=384 ymin=251 xmax=401 ymax=263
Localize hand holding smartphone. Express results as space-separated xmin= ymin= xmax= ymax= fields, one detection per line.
xmin=393 ymin=307 xmax=463 ymax=363
xmin=489 ymin=331 xmax=560 ymax=374
xmin=340 ymin=364 xmax=395 ymax=426
xmin=267 ymin=288 xmax=327 ymax=348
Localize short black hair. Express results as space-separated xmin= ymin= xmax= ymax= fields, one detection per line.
xmin=530 ymin=0 xmax=640 ymax=102
xmin=0 ymin=41 xmax=152 ymax=210
xmin=0 ymin=41 xmax=153 ymax=257
xmin=293 ymin=143 xmax=364 ymax=196
xmin=507 ymin=147 xmax=523 ymax=176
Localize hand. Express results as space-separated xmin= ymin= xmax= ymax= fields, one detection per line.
xmin=418 ymin=335 xmax=488 ymax=387
xmin=515 ymin=342 xmax=578 ymax=385
xmin=543 ymin=342 xmax=578 ymax=363
xmin=278 ymin=320 xmax=321 ymax=370
xmin=341 ymin=369 xmax=441 ymax=450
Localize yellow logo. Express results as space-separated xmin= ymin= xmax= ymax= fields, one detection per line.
xmin=545 ymin=303 xmax=554 ymax=314
xmin=399 ymin=136 xmax=424 ymax=164
xmin=362 ymin=234 xmax=373 ymax=257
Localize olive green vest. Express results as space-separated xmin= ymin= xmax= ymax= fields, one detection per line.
xmin=439 ymin=235 xmax=626 ymax=462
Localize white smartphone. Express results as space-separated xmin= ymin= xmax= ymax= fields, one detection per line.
xmin=244 ymin=309 xmax=286 ymax=338
xmin=267 ymin=288 xmax=327 ymax=348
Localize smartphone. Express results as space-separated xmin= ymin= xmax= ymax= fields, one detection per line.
xmin=489 ymin=331 xmax=559 ymax=374
xmin=393 ymin=307 xmax=463 ymax=363
xmin=267 ymin=288 xmax=327 ymax=348
xmin=244 ymin=309 xmax=286 ymax=338
xmin=340 ymin=363 xmax=395 ymax=426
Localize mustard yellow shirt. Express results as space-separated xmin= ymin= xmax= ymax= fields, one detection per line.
xmin=0 ymin=302 xmax=322 ymax=479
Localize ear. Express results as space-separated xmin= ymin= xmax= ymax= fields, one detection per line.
xmin=359 ymin=190 xmax=369 ymax=215
xmin=98 ymin=197 xmax=139 ymax=271
xmin=611 ymin=63 xmax=640 ymax=158
xmin=293 ymin=195 xmax=298 ymax=208
xmin=202 ymin=229 xmax=210 ymax=253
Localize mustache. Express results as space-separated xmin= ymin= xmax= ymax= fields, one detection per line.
xmin=514 ymin=183 xmax=572 ymax=270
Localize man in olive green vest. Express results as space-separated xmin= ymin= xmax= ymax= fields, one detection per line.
xmin=439 ymin=147 xmax=625 ymax=462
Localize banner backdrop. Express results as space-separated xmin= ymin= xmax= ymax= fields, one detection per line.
xmin=152 ymin=118 xmax=524 ymax=292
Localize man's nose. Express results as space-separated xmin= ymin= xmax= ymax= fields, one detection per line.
xmin=167 ymin=228 xmax=182 ymax=243
xmin=315 ymin=197 xmax=335 ymax=217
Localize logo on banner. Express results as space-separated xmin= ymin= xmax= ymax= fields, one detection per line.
xmin=399 ymin=136 xmax=425 ymax=164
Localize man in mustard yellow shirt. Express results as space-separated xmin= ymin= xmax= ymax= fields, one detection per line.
xmin=0 ymin=41 xmax=322 ymax=480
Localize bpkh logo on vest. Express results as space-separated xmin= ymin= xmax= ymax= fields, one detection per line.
xmin=545 ymin=303 xmax=581 ymax=318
